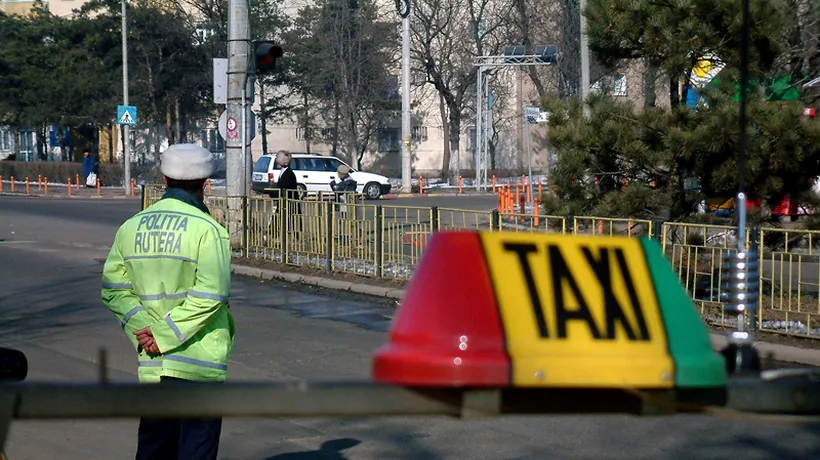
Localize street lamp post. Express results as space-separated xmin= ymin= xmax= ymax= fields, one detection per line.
xmin=121 ymin=0 xmax=131 ymax=194
xmin=398 ymin=0 xmax=412 ymax=194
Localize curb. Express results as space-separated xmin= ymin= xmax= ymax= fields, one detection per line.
xmin=231 ymin=264 xmax=404 ymax=300
xmin=0 ymin=192 xmax=139 ymax=200
xmin=383 ymin=192 xmax=494 ymax=199
xmin=231 ymin=263 xmax=818 ymax=367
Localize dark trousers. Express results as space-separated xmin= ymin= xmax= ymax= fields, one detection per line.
xmin=135 ymin=377 xmax=223 ymax=460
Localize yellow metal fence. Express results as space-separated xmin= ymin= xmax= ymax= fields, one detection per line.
xmin=142 ymin=185 xmax=820 ymax=339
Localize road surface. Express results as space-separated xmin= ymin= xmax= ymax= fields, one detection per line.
xmin=0 ymin=196 xmax=818 ymax=459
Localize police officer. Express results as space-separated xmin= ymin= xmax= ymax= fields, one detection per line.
xmin=101 ymin=143 xmax=235 ymax=460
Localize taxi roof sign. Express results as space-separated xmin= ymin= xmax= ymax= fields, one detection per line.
xmin=372 ymin=231 xmax=726 ymax=390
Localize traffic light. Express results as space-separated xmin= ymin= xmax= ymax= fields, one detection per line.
xmin=254 ymin=41 xmax=283 ymax=74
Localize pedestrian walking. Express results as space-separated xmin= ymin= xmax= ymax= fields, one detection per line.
xmin=82 ymin=149 xmax=98 ymax=187
xmin=101 ymin=143 xmax=235 ymax=460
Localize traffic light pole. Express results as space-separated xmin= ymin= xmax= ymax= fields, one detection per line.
xmin=226 ymin=0 xmax=251 ymax=247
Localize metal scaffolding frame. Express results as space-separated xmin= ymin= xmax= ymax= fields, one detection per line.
xmin=474 ymin=54 xmax=557 ymax=191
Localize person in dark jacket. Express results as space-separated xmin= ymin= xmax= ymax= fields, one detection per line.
xmin=275 ymin=150 xmax=298 ymax=197
xmin=82 ymin=150 xmax=97 ymax=188
xmin=274 ymin=150 xmax=301 ymax=234
xmin=330 ymin=165 xmax=358 ymax=219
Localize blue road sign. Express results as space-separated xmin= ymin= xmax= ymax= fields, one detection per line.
xmin=117 ymin=105 xmax=137 ymax=126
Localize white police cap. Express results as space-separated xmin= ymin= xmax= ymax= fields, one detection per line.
xmin=161 ymin=144 xmax=215 ymax=181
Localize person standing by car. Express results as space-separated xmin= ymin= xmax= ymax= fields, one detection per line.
xmin=100 ymin=143 xmax=234 ymax=460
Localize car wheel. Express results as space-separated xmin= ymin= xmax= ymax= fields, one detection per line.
xmin=296 ymin=184 xmax=307 ymax=199
xmin=364 ymin=182 xmax=382 ymax=200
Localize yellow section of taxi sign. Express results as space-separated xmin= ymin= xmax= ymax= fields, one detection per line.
xmin=480 ymin=233 xmax=674 ymax=388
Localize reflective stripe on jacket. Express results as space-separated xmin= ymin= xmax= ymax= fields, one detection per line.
xmin=101 ymin=195 xmax=234 ymax=383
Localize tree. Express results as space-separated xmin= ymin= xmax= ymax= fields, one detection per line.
xmin=288 ymin=0 xmax=399 ymax=168
xmin=584 ymin=0 xmax=787 ymax=106
xmin=411 ymin=0 xmax=514 ymax=180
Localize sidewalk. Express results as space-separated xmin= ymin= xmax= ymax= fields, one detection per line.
xmin=232 ymin=263 xmax=820 ymax=367
xmin=0 ymin=180 xmax=139 ymax=200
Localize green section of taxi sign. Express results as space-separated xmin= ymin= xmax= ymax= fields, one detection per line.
xmin=640 ymin=238 xmax=728 ymax=388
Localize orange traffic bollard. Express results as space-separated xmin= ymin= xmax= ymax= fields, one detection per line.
xmin=0 ymin=176 xmax=3 ymax=193
xmin=68 ymin=178 xmax=72 ymax=196
xmin=597 ymin=220 xmax=604 ymax=235
xmin=419 ymin=176 xmax=424 ymax=194
xmin=458 ymin=176 xmax=463 ymax=194
xmin=44 ymin=177 xmax=48 ymax=195
xmin=208 ymin=179 xmax=212 ymax=194
xmin=76 ymin=174 xmax=80 ymax=191
xmin=533 ymin=197 xmax=540 ymax=227
xmin=97 ymin=178 xmax=101 ymax=197
xmin=515 ymin=182 xmax=520 ymax=205
xmin=10 ymin=176 xmax=14 ymax=193
xmin=492 ymin=175 xmax=496 ymax=192
xmin=26 ymin=177 xmax=30 ymax=195
xmin=131 ymin=179 xmax=136 ymax=197
xmin=38 ymin=175 xmax=42 ymax=191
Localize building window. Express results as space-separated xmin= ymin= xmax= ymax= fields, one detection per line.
xmin=613 ymin=73 xmax=627 ymax=97
xmin=378 ymin=128 xmax=400 ymax=152
xmin=200 ymin=129 xmax=225 ymax=158
xmin=0 ymin=129 xmax=12 ymax=152
xmin=467 ymin=126 xmax=477 ymax=151
xmin=296 ymin=127 xmax=336 ymax=141
xmin=378 ymin=126 xmax=428 ymax=152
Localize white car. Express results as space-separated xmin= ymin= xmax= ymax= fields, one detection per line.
xmin=251 ymin=153 xmax=392 ymax=200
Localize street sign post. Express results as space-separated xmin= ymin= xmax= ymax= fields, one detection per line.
xmin=117 ymin=105 xmax=137 ymax=126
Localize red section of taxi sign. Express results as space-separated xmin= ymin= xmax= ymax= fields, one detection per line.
xmin=372 ymin=231 xmax=510 ymax=387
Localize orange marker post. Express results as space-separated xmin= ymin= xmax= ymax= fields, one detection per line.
xmin=38 ymin=175 xmax=42 ymax=191
xmin=208 ymin=179 xmax=212 ymax=194
xmin=492 ymin=175 xmax=496 ymax=193
xmin=10 ymin=176 xmax=14 ymax=193
xmin=0 ymin=176 xmax=3 ymax=192
xmin=515 ymin=182 xmax=520 ymax=207
xmin=131 ymin=179 xmax=136 ymax=197
xmin=419 ymin=176 xmax=424 ymax=194
xmin=533 ymin=197 xmax=540 ymax=227
xmin=538 ymin=180 xmax=543 ymax=197
xmin=597 ymin=220 xmax=604 ymax=235
xmin=97 ymin=178 xmax=101 ymax=197
xmin=44 ymin=177 xmax=48 ymax=195
xmin=458 ymin=176 xmax=463 ymax=194
xmin=76 ymin=174 xmax=80 ymax=191
xmin=68 ymin=178 xmax=72 ymax=196
xmin=26 ymin=177 xmax=30 ymax=195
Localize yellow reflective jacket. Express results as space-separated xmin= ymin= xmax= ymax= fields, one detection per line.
xmin=101 ymin=190 xmax=234 ymax=383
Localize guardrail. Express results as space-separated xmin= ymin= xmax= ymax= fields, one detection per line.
xmin=142 ymin=185 xmax=820 ymax=339
xmin=1 ymin=370 xmax=819 ymax=452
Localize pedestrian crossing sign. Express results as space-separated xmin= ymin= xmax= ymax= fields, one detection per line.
xmin=117 ymin=105 xmax=137 ymax=126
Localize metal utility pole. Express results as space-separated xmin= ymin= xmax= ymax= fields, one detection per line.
xmin=226 ymin=0 xmax=251 ymax=246
xmin=121 ymin=0 xmax=131 ymax=194
xmin=579 ymin=0 xmax=590 ymax=118
xmin=399 ymin=0 xmax=412 ymax=193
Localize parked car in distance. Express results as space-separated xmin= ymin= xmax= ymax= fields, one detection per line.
xmin=251 ymin=153 xmax=392 ymax=200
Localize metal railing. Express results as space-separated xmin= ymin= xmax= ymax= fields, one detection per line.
xmin=142 ymin=185 xmax=820 ymax=339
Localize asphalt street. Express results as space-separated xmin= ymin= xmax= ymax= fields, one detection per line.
xmin=0 ymin=196 xmax=819 ymax=459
